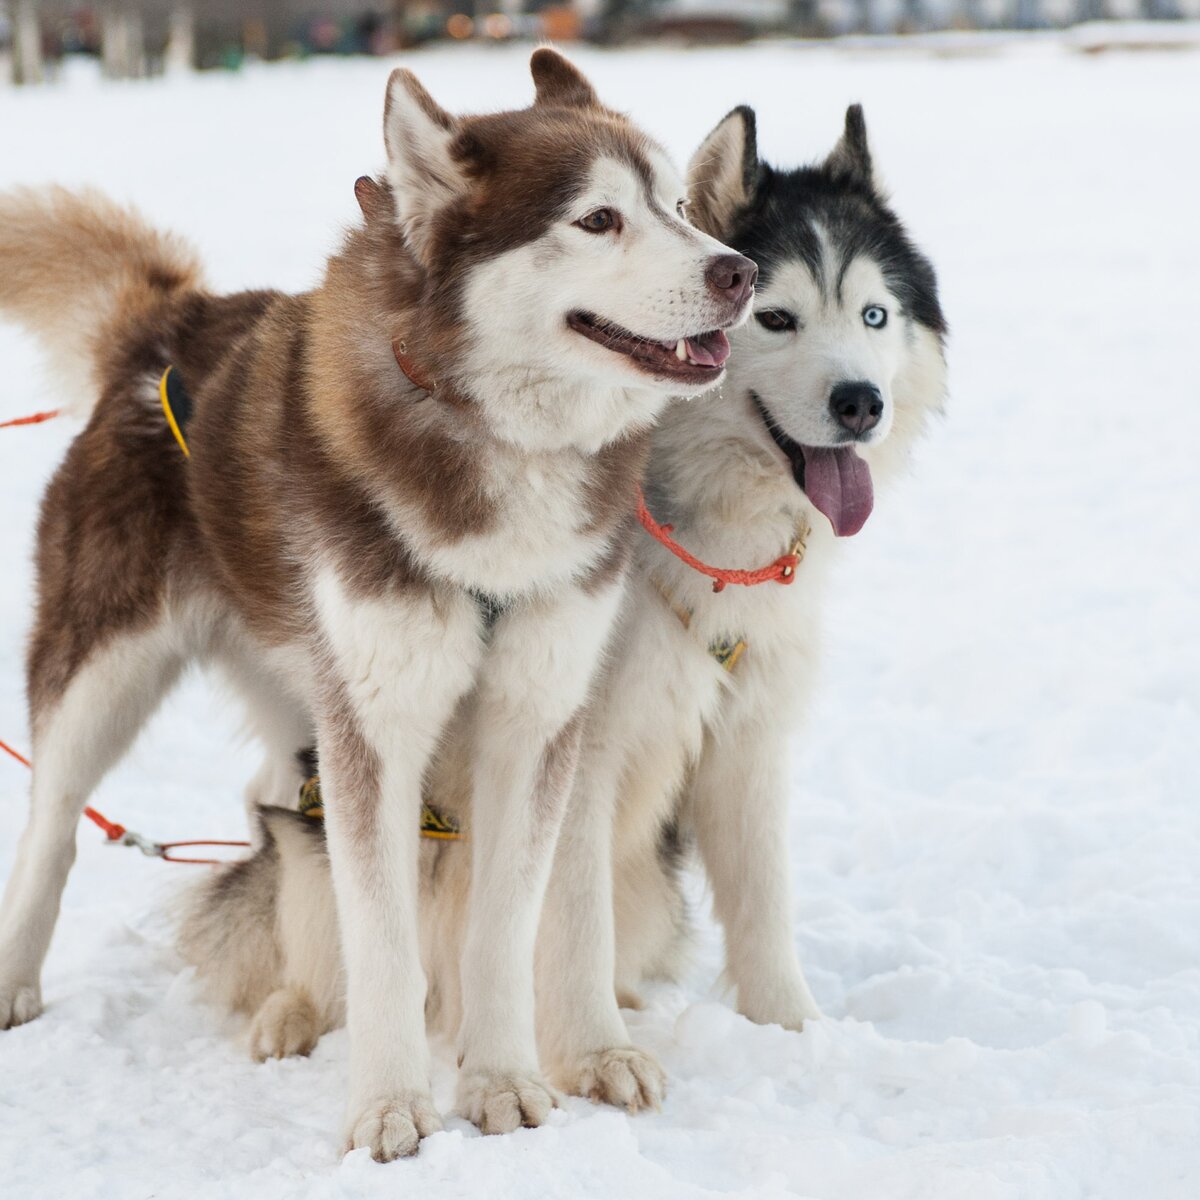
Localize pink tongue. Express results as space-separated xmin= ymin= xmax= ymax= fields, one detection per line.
xmin=801 ymin=446 xmax=874 ymax=537
xmin=684 ymin=329 xmax=730 ymax=368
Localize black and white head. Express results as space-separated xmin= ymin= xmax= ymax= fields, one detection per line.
xmin=688 ymin=105 xmax=948 ymax=536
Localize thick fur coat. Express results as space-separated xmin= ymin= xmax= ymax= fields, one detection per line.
xmin=178 ymin=104 xmax=948 ymax=1113
xmin=0 ymin=51 xmax=753 ymax=1160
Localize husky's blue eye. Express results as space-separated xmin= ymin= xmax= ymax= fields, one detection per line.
xmin=577 ymin=208 xmax=620 ymax=234
xmin=863 ymin=306 xmax=887 ymax=328
xmin=755 ymin=310 xmax=796 ymax=333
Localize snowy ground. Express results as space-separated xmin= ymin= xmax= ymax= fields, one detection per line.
xmin=1 ymin=36 xmax=1199 ymax=1200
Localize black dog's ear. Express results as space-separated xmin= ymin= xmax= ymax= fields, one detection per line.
xmin=825 ymin=104 xmax=875 ymax=190
xmin=530 ymin=47 xmax=599 ymax=109
xmin=687 ymin=106 xmax=759 ymax=238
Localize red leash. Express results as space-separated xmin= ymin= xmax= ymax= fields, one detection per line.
xmin=0 ymin=408 xmax=61 ymax=429
xmin=0 ymin=736 xmax=248 ymax=865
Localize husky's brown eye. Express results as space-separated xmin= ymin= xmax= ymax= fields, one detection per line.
xmin=676 ymin=199 xmax=688 ymax=218
xmin=755 ymin=309 xmax=797 ymax=333
xmin=577 ymin=208 xmax=619 ymax=234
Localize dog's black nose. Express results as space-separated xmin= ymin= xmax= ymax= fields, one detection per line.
xmin=705 ymin=254 xmax=758 ymax=311
xmin=830 ymin=382 xmax=884 ymax=437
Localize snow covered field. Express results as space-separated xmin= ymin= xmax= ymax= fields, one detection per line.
xmin=1 ymin=35 xmax=1198 ymax=1199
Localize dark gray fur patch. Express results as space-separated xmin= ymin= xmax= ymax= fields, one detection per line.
xmin=729 ymin=156 xmax=946 ymax=338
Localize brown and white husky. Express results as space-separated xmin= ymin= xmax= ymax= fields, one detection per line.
xmin=178 ymin=104 xmax=948 ymax=1116
xmin=0 ymin=50 xmax=755 ymax=1160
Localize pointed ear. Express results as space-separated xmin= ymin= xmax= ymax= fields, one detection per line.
xmin=383 ymin=69 xmax=466 ymax=263
xmin=353 ymin=175 xmax=392 ymax=224
xmin=530 ymin=47 xmax=598 ymax=109
xmin=686 ymin=106 xmax=759 ymax=238
xmin=825 ymin=104 xmax=874 ymax=190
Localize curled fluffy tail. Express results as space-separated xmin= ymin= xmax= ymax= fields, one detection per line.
xmin=0 ymin=186 xmax=202 ymax=418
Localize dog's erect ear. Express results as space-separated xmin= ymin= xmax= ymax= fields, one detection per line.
xmin=530 ymin=47 xmax=599 ymax=108
xmin=353 ymin=175 xmax=392 ymax=224
xmin=383 ymin=69 xmax=466 ymax=262
xmin=825 ymin=105 xmax=875 ymax=190
xmin=686 ymin=106 xmax=759 ymax=238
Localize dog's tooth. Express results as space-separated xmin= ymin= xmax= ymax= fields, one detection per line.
xmin=676 ymin=339 xmax=687 ymax=361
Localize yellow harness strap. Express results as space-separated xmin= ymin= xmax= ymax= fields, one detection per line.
xmin=654 ymin=583 xmax=747 ymax=673
xmin=158 ymin=366 xmax=191 ymax=458
xmin=299 ymin=774 xmax=464 ymax=841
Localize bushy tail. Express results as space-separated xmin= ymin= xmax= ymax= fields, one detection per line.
xmin=0 ymin=186 xmax=203 ymax=417
xmin=178 ymin=815 xmax=287 ymax=1019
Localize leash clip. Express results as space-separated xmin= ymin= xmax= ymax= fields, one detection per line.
xmin=117 ymin=829 xmax=164 ymax=858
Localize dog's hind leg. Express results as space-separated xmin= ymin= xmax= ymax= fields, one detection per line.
xmin=247 ymin=810 xmax=343 ymax=1060
xmin=535 ymin=757 xmax=667 ymax=1114
xmin=0 ymin=618 xmax=185 ymax=1029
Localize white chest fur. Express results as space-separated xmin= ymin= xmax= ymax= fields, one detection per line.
xmin=389 ymin=442 xmax=614 ymax=598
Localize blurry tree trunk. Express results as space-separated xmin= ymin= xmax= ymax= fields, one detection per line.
xmin=164 ymin=4 xmax=195 ymax=74
xmin=101 ymin=5 xmax=146 ymax=79
xmin=10 ymin=0 xmax=43 ymax=85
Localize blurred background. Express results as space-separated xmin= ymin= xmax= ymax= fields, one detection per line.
xmin=3 ymin=0 xmax=1198 ymax=82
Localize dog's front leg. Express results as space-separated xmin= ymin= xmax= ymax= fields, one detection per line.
xmin=455 ymin=580 xmax=624 ymax=1134
xmin=689 ymin=686 xmax=822 ymax=1031
xmin=314 ymin=575 xmax=482 ymax=1161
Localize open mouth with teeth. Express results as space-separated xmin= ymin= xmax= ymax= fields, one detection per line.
xmin=751 ymin=393 xmax=875 ymax=538
xmin=567 ymin=311 xmax=730 ymax=384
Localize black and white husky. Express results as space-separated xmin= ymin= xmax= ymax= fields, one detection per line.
xmin=180 ymin=103 xmax=948 ymax=1113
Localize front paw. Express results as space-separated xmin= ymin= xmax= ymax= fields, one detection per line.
xmin=740 ymin=985 xmax=823 ymax=1033
xmin=568 ymin=1045 xmax=666 ymax=1113
xmin=344 ymin=1092 xmax=443 ymax=1162
xmin=0 ymin=979 xmax=43 ymax=1030
xmin=457 ymin=1069 xmax=559 ymax=1135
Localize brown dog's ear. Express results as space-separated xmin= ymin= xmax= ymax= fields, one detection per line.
xmin=530 ymin=47 xmax=599 ymax=108
xmin=824 ymin=104 xmax=875 ymax=190
xmin=687 ymin=106 xmax=759 ymax=239
xmin=383 ymin=68 xmax=466 ymax=263
xmin=353 ymin=175 xmax=391 ymax=223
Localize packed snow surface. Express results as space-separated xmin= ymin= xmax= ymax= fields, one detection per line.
xmin=1 ymin=36 xmax=1198 ymax=1200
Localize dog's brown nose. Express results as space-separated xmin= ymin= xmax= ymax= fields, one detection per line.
xmin=705 ymin=253 xmax=757 ymax=311
xmin=830 ymin=381 xmax=884 ymax=437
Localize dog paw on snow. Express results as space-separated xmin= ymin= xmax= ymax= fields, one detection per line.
xmin=457 ymin=1069 xmax=560 ymax=1134
xmin=344 ymin=1092 xmax=443 ymax=1162
xmin=0 ymin=979 xmax=42 ymax=1030
xmin=248 ymin=985 xmax=322 ymax=1061
xmin=568 ymin=1045 xmax=666 ymax=1113
xmin=739 ymin=985 xmax=823 ymax=1033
